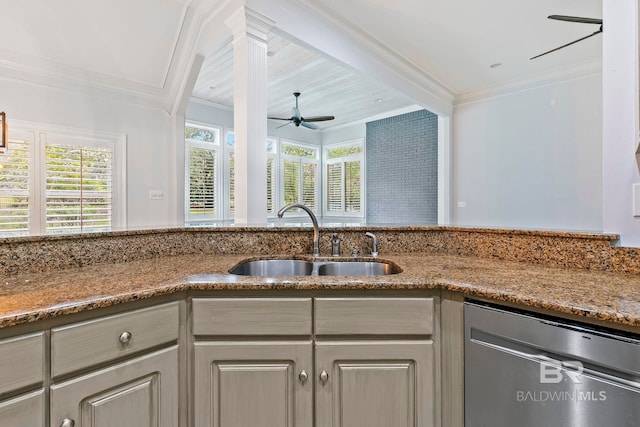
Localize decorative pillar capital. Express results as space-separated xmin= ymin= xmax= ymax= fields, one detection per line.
xmin=225 ymin=6 xmax=275 ymax=42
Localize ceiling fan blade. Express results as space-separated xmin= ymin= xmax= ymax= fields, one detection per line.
xmin=268 ymin=116 xmax=293 ymax=121
xmin=302 ymin=115 xmax=335 ymax=122
xmin=548 ymin=15 xmax=602 ymax=25
xmin=292 ymin=107 xmax=301 ymax=120
xmin=276 ymin=121 xmax=293 ymax=129
xmin=530 ymin=29 xmax=602 ymax=60
xmin=300 ymin=121 xmax=318 ymax=130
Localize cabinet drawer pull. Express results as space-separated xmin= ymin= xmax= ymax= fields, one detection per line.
xmin=319 ymin=369 xmax=329 ymax=383
xmin=298 ymin=370 xmax=308 ymax=383
xmin=118 ymin=331 xmax=132 ymax=344
xmin=60 ymin=418 xmax=75 ymax=427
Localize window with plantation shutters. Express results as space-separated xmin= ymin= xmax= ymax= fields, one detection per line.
xmin=45 ymin=144 xmax=112 ymax=234
xmin=185 ymin=123 xmax=222 ymax=221
xmin=222 ymin=131 xmax=276 ymax=218
xmin=0 ymin=124 xmax=124 ymax=237
xmin=267 ymin=138 xmax=277 ymax=215
xmin=188 ymin=147 xmax=217 ymax=217
xmin=0 ymin=137 xmax=30 ymax=236
xmin=323 ymin=140 xmax=364 ymax=217
xmin=281 ymin=141 xmax=319 ymax=214
xmin=267 ymin=156 xmax=276 ymax=213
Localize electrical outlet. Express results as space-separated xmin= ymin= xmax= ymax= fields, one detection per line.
xmin=149 ymin=190 xmax=164 ymax=200
xmin=457 ymin=201 xmax=467 ymax=208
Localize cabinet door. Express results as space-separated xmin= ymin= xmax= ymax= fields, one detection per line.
xmin=194 ymin=341 xmax=313 ymax=427
xmin=50 ymin=346 xmax=178 ymax=427
xmin=315 ymin=341 xmax=435 ymax=427
xmin=0 ymin=389 xmax=45 ymax=426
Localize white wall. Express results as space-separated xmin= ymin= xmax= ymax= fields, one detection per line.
xmin=0 ymin=78 xmax=173 ymax=229
xmin=452 ymin=74 xmax=603 ymax=231
xmin=602 ymin=0 xmax=640 ymax=246
xmin=322 ymin=123 xmax=366 ymax=145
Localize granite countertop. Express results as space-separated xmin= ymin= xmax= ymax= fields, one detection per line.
xmin=0 ymin=252 xmax=639 ymax=330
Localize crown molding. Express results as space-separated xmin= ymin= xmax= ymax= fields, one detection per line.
xmin=454 ymin=60 xmax=603 ymax=106
xmin=0 ymin=0 xmax=232 ymax=114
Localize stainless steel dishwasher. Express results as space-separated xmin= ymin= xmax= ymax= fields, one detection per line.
xmin=465 ymin=301 xmax=640 ymax=427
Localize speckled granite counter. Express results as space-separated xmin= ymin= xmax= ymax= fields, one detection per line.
xmin=1 ymin=252 xmax=639 ymax=330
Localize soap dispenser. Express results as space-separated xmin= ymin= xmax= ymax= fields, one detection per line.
xmin=331 ymin=233 xmax=341 ymax=256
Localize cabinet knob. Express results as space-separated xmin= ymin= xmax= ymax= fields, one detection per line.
xmin=60 ymin=418 xmax=75 ymax=427
xmin=118 ymin=331 xmax=132 ymax=344
xmin=319 ymin=369 xmax=329 ymax=383
xmin=298 ymin=370 xmax=308 ymax=383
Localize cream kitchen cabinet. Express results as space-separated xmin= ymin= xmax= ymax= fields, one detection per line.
xmin=50 ymin=346 xmax=178 ymax=427
xmin=49 ymin=302 xmax=181 ymax=427
xmin=192 ymin=297 xmax=314 ymax=427
xmin=0 ymin=332 xmax=46 ymax=426
xmin=193 ymin=341 xmax=313 ymax=427
xmin=192 ymin=296 xmax=437 ymax=427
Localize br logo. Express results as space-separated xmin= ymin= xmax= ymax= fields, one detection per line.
xmin=539 ymin=359 xmax=583 ymax=384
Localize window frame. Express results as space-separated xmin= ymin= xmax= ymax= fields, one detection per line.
xmin=280 ymin=139 xmax=320 ymax=216
xmin=322 ymin=138 xmax=365 ymax=218
xmin=0 ymin=120 xmax=126 ymax=236
xmin=184 ymin=121 xmax=224 ymax=223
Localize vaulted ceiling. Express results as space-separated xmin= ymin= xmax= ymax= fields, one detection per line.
xmin=1 ymin=0 xmax=603 ymax=126
xmin=191 ymin=33 xmax=421 ymax=129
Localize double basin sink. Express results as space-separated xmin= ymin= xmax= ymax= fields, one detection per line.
xmin=230 ymin=258 xmax=401 ymax=277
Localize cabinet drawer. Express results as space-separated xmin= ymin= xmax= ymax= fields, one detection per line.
xmin=0 ymin=332 xmax=44 ymax=395
xmin=315 ymin=298 xmax=434 ymax=335
xmin=192 ymin=298 xmax=312 ymax=336
xmin=51 ymin=302 xmax=179 ymax=378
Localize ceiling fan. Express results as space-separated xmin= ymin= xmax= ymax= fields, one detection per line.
xmin=268 ymin=92 xmax=335 ymax=130
xmin=530 ymin=15 xmax=603 ymax=60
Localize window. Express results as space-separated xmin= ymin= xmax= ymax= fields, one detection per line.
xmin=225 ymin=130 xmax=235 ymax=217
xmin=185 ymin=123 xmax=222 ymax=221
xmin=0 ymin=125 xmax=124 ymax=236
xmin=222 ymin=131 xmax=277 ymax=218
xmin=0 ymin=136 xmax=30 ymax=236
xmin=323 ymin=140 xmax=364 ymax=217
xmin=281 ymin=141 xmax=319 ymax=213
xmin=267 ymin=138 xmax=277 ymax=215
xmin=45 ymin=142 xmax=112 ymax=234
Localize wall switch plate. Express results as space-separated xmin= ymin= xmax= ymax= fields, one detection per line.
xmin=457 ymin=201 xmax=467 ymax=208
xmin=633 ymin=184 xmax=640 ymax=217
xmin=149 ymin=190 xmax=164 ymax=200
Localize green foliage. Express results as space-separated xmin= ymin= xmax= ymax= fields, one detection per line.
xmin=185 ymin=126 xmax=218 ymax=143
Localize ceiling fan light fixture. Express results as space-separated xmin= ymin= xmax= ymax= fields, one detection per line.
xmin=267 ymin=92 xmax=335 ymax=130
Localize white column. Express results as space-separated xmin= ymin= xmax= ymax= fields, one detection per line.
xmin=225 ymin=7 xmax=273 ymax=225
xmin=602 ymin=0 xmax=640 ymax=245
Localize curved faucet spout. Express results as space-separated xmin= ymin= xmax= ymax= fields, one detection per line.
xmin=277 ymin=203 xmax=320 ymax=257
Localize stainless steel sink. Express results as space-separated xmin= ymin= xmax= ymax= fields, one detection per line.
xmin=229 ymin=259 xmax=401 ymax=276
xmin=229 ymin=259 xmax=314 ymax=276
xmin=317 ymin=261 xmax=400 ymax=276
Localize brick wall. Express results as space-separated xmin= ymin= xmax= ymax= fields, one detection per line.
xmin=366 ymin=109 xmax=438 ymax=224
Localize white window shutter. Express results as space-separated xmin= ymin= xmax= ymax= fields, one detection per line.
xmin=0 ymin=138 xmax=30 ymax=235
xmin=188 ymin=147 xmax=217 ymax=218
xmin=45 ymin=144 xmax=112 ymax=234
